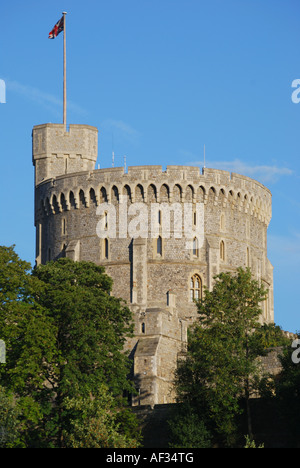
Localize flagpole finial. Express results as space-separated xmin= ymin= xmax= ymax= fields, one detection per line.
xmin=62 ymin=11 xmax=67 ymax=15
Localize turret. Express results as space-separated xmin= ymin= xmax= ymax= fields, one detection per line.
xmin=32 ymin=123 xmax=98 ymax=186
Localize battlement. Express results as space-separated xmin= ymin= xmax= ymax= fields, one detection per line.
xmin=35 ymin=164 xmax=272 ymax=226
xmin=32 ymin=122 xmax=271 ymax=226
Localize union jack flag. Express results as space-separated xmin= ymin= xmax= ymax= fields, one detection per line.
xmin=48 ymin=16 xmax=64 ymax=39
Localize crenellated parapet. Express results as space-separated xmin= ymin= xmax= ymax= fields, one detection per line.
xmin=35 ymin=165 xmax=272 ymax=226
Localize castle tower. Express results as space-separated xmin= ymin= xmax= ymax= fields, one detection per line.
xmin=32 ymin=123 xmax=274 ymax=407
xmin=32 ymin=123 xmax=98 ymax=185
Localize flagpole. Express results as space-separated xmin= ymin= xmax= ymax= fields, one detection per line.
xmin=63 ymin=11 xmax=67 ymax=130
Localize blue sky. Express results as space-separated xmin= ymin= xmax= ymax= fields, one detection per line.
xmin=1 ymin=0 xmax=300 ymax=333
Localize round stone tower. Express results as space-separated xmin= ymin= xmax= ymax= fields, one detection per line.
xmin=32 ymin=123 xmax=274 ymax=407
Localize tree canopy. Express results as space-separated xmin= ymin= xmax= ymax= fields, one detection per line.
xmin=173 ymin=268 xmax=269 ymax=447
xmin=0 ymin=246 xmax=140 ymax=447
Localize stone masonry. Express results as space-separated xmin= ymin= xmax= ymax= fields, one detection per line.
xmin=32 ymin=123 xmax=274 ymax=407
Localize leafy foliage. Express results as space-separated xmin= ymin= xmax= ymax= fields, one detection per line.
xmin=254 ymin=323 xmax=291 ymax=349
xmin=0 ymin=386 xmax=23 ymax=447
xmin=244 ymin=435 xmax=264 ymax=448
xmin=0 ymin=246 xmax=139 ymax=447
xmin=168 ymin=403 xmax=211 ymax=448
xmin=173 ymin=268 xmax=268 ymax=447
xmin=63 ymin=384 xmax=141 ymax=448
xmin=32 ymin=258 xmax=134 ymax=399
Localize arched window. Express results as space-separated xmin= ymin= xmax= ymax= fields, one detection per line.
xmin=79 ymin=189 xmax=86 ymax=208
xmin=220 ymin=240 xmax=225 ymax=261
xmin=100 ymin=186 xmax=108 ymax=203
xmin=69 ymin=191 xmax=76 ymax=209
xmin=190 ymin=274 xmax=202 ymax=301
xmin=123 ymin=184 xmax=131 ymax=202
xmin=60 ymin=193 xmax=68 ymax=211
xmin=112 ymin=185 xmax=119 ymax=202
xmin=90 ymin=188 xmax=97 ymax=206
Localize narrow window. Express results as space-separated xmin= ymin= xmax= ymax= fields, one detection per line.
xmin=104 ymin=238 xmax=109 ymax=259
xmin=158 ymin=210 xmax=162 ymax=225
xmin=194 ymin=276 xmax=200 ymax=299
xmin=141 ymin=322 xmax=145 ymax=334
xmin=157 ymin=236 xmax=162 ymax=256
xmin=220 ymin=240 xmax=225 ymax=261
xmin=193 ymin=237 xmax=198 ymax=257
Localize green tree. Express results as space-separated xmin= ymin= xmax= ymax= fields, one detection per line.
xmin=254 ymin=323 xmax=291 ymax=349
xmin=63 ymin=384 xmax=141 ymax=448
xmin=269 ymin=336 xmax=300 ymax=445
xmin=0 ymin=247 xmax=139 ymax=447
xmin=174 ymin=268 xmax=267 ymax=447
xmin=31 ymin=257 xmax=136 ymax=447
xmin=168 ymin=403 xmax=211 ymax=448
xmin=0 ymin=386 xmax=23 ymax=447
xmin=0 ymin=246 xmax=56 ymax=446
xmin=32 ymin=258 xmax=134 ymax=396
xmin=244 ymin=435 xmax=264 ymax=448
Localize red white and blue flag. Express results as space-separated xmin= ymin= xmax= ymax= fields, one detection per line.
xmin=48 ymin=16 xmax=64 ymax=39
